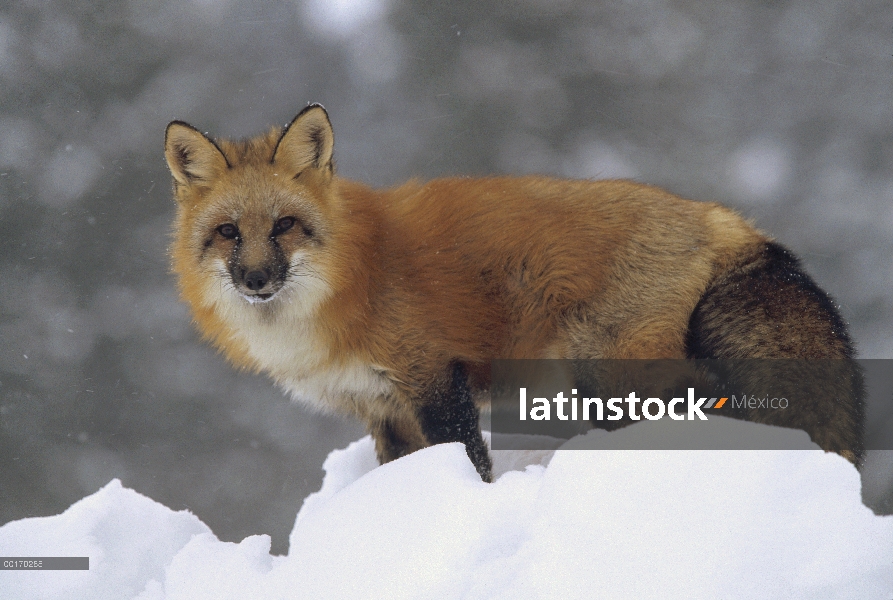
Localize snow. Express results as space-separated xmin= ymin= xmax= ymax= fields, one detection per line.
xmin=2 ymin=421 xmax=892 ymax=599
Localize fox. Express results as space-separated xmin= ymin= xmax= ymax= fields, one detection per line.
xmin=164 ymin=104 xmax=863 ymax=481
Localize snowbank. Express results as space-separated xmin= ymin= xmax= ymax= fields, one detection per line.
xmin=2 ymin=418 xmax=892 ymax=599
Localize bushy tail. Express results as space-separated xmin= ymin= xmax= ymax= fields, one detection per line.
xmin=685 ymin=242 xmax=865 ymax=465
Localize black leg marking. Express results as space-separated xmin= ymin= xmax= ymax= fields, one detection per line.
xmin=374 ymin=420 xmax=413 ymax=464
xmin=369 ymin=412 xmax=428 ymax=467
xmin=418 ymin=362 xmax=493 ymax=482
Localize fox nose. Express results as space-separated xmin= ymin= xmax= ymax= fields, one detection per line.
xmin=243 ymin=270 xmax=269 ymax=291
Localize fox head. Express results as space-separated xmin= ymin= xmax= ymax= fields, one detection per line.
xmin=165 ymin=104 xmax=340 ymax=328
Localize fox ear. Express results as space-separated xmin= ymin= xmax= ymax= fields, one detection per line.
xmin=272 ymin=104 xmax=334 ymax=177
xmin=164 ymin=121 xmax=229 ymax=187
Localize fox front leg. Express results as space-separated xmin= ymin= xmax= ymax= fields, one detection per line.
xmin=369 ymin=362 xmax=493 ymax=482
xmin=417 ymin=362 xmax=493 ymax=483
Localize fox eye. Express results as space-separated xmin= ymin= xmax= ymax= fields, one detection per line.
xmin=272 ymin=216 xmax=296 ymax=236
xmin=217 ymin=223 xmax=239 ymax=239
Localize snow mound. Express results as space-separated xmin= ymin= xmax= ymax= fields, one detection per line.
xmin=2 ymin=424 xmax=892 ymax=599
xmin=0 ymin=479 xmax=210 ymax=599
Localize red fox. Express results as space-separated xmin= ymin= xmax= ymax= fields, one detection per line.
xmin=164 ymin=104 xmax=863 ymax=481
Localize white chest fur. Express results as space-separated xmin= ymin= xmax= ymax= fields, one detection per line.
xmin=230 ymin=303 xmax=395 ymax=415
xmin=202 ymin=257 xmax=396 ymax=414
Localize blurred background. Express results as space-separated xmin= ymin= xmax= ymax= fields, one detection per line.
xmin=1 ymin=0 xmax=891 ymax=555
